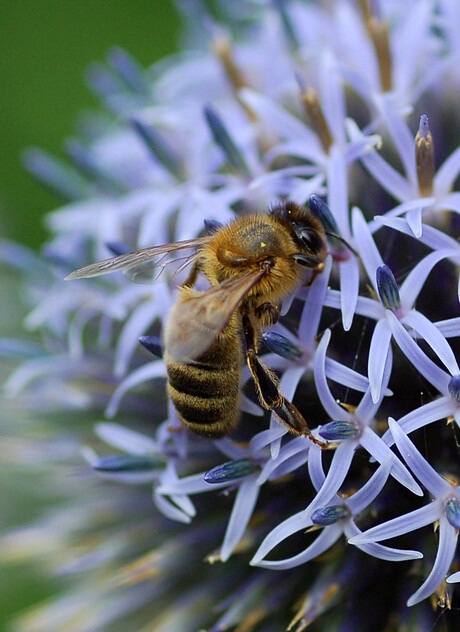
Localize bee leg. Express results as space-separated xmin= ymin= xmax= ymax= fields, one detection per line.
xmin=181 ymin=260 xmax=200 ymax=287
xmin=242 ymin=316 xmax=327 ymax=447
xmin=254 ymin=302 xmax=280 ymax=327
xmin=302 ymin=262 xmax=325 ymax=287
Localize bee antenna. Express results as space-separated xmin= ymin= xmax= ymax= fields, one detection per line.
xmin=324 ymin=232 xmax=358 ymax=257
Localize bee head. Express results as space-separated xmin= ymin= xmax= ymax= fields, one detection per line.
xmin=272 ymin=201 xmax=327 ymax=262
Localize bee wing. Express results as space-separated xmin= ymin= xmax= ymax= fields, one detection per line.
xmin=165 ymin=269 xmax=266 ymax=362
xmin=64 ymin=236 xmax=211 ymax=284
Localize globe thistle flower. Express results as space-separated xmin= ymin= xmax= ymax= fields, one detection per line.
xmin=2 ymin=1 xmax=460 ymax=630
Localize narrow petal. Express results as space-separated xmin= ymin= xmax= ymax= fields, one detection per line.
xmin=221 ymin=475 xmax=260 ymax=561
xmin=105 ymin=361 xmax=166 ymax=418
xmin=253 ymin=524 xmax=342 ymax=570
xmin=434 ymin=145 xmax=460 ymax=195
xmin=153 ymin=490 xmax=192 ymax=524
xmin=304 ymin=441 xmax=356 ymax=518
xmin=359 ymin=427 xmax=422 ymax=495
xmin=347 ymin=458 xmax=393 ymax=515
xmin=405 ymin=206 xmax=422 ymax=238
xmin=402 ymin=310 xmax=459 ymax=375
xmin=314 ymin=329 xmax=349 ymax=419
xmin=298 ymin=255 xmax=332 ymax=349
xmin=339 ymin=258 xmax=359 ymax=330
xmin=350 ymin=502 xmax=441 ymax=544
xmin=380 ymin=398 xmax=455 ymax=447
xmin=400 ymin=249 xmax=460 ymax=311
xmin=352 ymin=207 xmax=383 ymax=292
xmin=94 ymin=422 xmax=159 ymax=455
xmin=345 ymin=521 xmax=422 ymax=562
xmin=368 ymin=319 xmax=392 ymax=403
xmin=250 ymin=509 xmax=309 ymax=565
xmin=407 ymin=517 xmax=458 ymax=606
xmin=386 ymin=311 xmax=450 ymax=393
xmin=388 ymin=419 xmax=450 ymax=497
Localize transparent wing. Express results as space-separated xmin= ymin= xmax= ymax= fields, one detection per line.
xmin=164 ymin=269 xmax=266 ymax=362
xmin=65 ymin=236 xmax=211 ymax=284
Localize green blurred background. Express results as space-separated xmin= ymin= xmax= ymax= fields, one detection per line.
xmin=0 ymin=1 xmax=180 ymax=626
xmin=0 ymin=0 xmax=180 ymax=249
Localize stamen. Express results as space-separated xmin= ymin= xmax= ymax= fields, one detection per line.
xmin=93 ymin=454 xmax=162 ymax=473
xmin=273 ymin=0 xmax=300 ymax=51
xmin=107 ymin=47 xmax=151 ymax=98
xmin=319 ymin=420 xmax=359 ymax=440
xmin=445 ymin=498 xmax=460 ymax=529
xmin=376 ymin=264 xmax=401 ymax=310
xmin=65 ymin=139 xmax=125 ymax=194
xmin=262 ymin=332 xmax=303 ymax=361
xmin=358 ymin=1 xmax=392 ymax=92
xmin=448 ymin=374 xmax=460 ymax=402
xmin=415 ymin=114 xmax=435 ymax=197
xmin=204 ymin=219 xmax=224 ymax=234
xmin=204 ymin=105 xmax=251 ymax=175
xmin=211 ymin=32 xmax=257 ymax=122
xmin=311 ymin=504 xmax=349 ymax=526
xmin=300 ymin=86 xmax=333 ymax=153
xmin=139 ymin=335 xmax=164 ymax=358
xmin=131 ymin=118 xmax=185 ymax=180
xmin=204 ymin=458 xmax=258 ymax=484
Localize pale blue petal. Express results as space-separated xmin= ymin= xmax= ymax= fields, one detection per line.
xmin=347 ymin=458 xmax=393 ymax=515
xmin=304 ymin=441 xmax=356 ymax=518
xmin=327 ymin=146 xmax=349 ymax=236
xmin=105 ymin=360 xmax=166 ymax=418
xmin=359 ymin=427 xmax=422 ymax=496
xmin=346 ymin=119 xmax=412 ymax=200
xmin=240 ymin=88 xmax=322 ymax=150
xmin=221 ymin=474 xmax=260 ymax=561
xmin=153 ymin=490 xmax=192 ymax=524
xmin=345 ymin=521 xmax=422 ymax=562
xmin=352 ymin=295 xmax=383 ymax=320
xmin=257 ymin=437 xmax=306 ymax=485
xmin=402 ymin=310 xmax=459 ymax=375
xmin=253 ymin=524 xmax=342 ymax=570
xmin=377 ymin=95 xmax=416 ymax=186
xmin=446 ymin=570 xmax=460 ymax=584
xmin=114 ymin=296 xmax=168 ymax=378
xmin=400 ymin=249 xmax=460 ymax=310
xmin=405 ymin=207 xmax=423 ymax=238
xmin=388 ymin=419 xmax=450 ymax=497
xmin=407 ymin=517 xmax=458 ymax=606
xmin=368 ymin=319 xmax=392 ymax=403
xmin=434 ymin=145 xmax=460 ymax=195
xmin=250 ymin=509 xmax=309 ymax=566
xmin=350 ymin=502 xmax=441 ymax=544
xmin=380 ymin=398 xmax=455 ymax=448
xmin=157 ymin=472 xmax=227 ymax=495
xmin=94 ymin=422 xmax=159 ymax=455
xmin=339 ymin=257 xmax=359 ymax=330
xmin=249 ymin=426 xmax=286 ymax=455
xmin=386 ymin=311 xmax=450 ymax=393
xmin=298 ymin=255 xmax=332 ymax=348
xmin=352 ymin=207 xmax=383 ymax=292
xmin=307 ymin=443 xmax=326 ymax=492
xmin=325 ymin=358 xmax=375 ymax=394
xmin=314 ymin=329 xmax=350 ymax=419
xmin=435 ymin=317 xmax=460 ymax=339
xmin=214 ymin=438 xmax=249 ymax=460
xmin=320 ymin=53 xmax=346 ymax=147
xmin=375 ymin=216 xmax=459 ymax=252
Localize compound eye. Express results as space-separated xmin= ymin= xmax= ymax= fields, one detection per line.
xmin=298 ymin=228 xmax=323 ymax=253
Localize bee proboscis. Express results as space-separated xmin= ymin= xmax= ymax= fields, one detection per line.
xmin=66 ymin=201 xmax=328 ymax=446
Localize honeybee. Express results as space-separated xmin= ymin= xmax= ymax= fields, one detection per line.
xmin=66 ymin=201 xmax=328 ymax=445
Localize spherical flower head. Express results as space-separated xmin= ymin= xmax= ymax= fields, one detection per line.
xmin=2 ymin=1 xmax=460 ymax=630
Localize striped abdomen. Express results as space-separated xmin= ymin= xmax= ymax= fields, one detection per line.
xmin=165 ymin=324 xmax=243 ymax=438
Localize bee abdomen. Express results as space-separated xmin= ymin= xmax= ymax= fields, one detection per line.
xmin=166 ymin=357 xmax=241 ymax=438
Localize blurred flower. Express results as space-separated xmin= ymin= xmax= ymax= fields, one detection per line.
xmin=2 ymin=1 xmax=460 ymax=630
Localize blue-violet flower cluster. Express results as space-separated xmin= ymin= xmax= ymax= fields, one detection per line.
xmin=2 ymin=1 xmax=460 ymax=630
